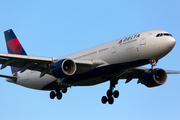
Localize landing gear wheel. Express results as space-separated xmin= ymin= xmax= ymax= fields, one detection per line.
xmin=50 ymin=91 xmax=56 ymax=99
xmin=56 ymin=92 xmax=62 ymax=100
xmin=62 ymin=87 xmax=67 ymax=93
xmin=107 ymin=90 xmax=113 ymax=97
xmin=101 ymin=96 xmax=108 ymax=104
xmin=108 ymin=97 xmax=114 ymax=105
xmin=113 ymin=90 xmax=119 ymax=98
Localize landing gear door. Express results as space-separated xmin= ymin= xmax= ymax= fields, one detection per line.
xmin=140 ymin=32 xmax=148 ymax=45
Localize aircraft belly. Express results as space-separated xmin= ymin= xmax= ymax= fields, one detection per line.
xmin=41 ymin=58 xmax=149 ymax=90
xmin=61 ymin=59 xmax=149 ymax=86
xmin=65 ymin=77 xmax=109 ymax=86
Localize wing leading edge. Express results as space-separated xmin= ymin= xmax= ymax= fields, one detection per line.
xmin=0 ymin=52 xmax=105 ymax=77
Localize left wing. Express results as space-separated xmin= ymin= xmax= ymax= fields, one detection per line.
xmin=0 ymin=53 xmax=105 ymax=77
xmin=0 ymin=53 xmax=58 ymax=75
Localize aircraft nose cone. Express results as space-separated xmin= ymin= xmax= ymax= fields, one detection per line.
xmin=168 ymin=37 xmax=176 ymax=48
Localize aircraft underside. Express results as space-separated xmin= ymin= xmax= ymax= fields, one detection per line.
xmin=43 ymin=59 xmax=150 ymax=89
xmin=44 ymin=59 xmax=150 ymax=104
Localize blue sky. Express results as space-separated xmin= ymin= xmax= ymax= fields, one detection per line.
xmin=0 ymin=0 xmax=180 ymax=120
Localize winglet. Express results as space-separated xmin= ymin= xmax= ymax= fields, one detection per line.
xmin=4 ymin=29 xmax=27 ymax=74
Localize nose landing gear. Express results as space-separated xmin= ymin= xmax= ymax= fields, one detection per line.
xmin=149 ymin=59 xmax=158 ymax=74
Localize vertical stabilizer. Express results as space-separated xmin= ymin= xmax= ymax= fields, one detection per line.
xmin=4 ymin=29 xmax=27 ymax=74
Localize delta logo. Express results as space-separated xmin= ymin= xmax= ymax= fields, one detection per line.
xmin=118 ymin=39 xmax=122 ymax=44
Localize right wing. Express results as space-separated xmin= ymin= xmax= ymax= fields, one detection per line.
xmin=116 ymin=67 xmax=180 ymax=84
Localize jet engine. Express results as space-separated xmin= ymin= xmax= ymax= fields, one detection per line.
xmin=141 ymin=68 xmax=167 ymax=87
xmin=50 ymin=59 xmax=76 ymax=78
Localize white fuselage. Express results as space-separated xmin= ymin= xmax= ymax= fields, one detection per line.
xmin=7 ymin=30 xmax=176 ymax=90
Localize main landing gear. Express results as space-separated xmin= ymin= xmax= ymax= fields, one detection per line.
xmin=101 ymin=79 xmax=119 ymax=105
xmin=49 ymin=85 xmax=67 ymax=100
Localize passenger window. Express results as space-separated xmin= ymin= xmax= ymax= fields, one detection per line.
xmin=134 ymin=34 xmax=137 ymax=38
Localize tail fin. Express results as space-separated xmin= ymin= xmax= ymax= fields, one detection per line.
xmin=4 ymin=29 xmax=27 ymax=74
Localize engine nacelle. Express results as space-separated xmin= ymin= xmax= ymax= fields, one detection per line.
xmin=141 ymin=68 xmax=167 ymax=87
xmin=50 ymin=59 xmax=76 ymax=78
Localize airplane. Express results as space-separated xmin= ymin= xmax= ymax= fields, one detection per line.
xmin=0 ymin=29 xmax=179 ymax=105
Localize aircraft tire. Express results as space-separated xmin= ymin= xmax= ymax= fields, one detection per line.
xmin=113 ymin=90 xmax=119 ymax=98
xmin=108 ymin=97 xmax=114 ymax=104
xmin=56 ymin=92 xmax=62 ymax=100
xmin=62 ymin=87 xmax=67 ymax=93
xmin=107 ymin=90 xmax=112 ymax=97
xmin=101 ymin=96 xmax=108 ymax=104
xmin=50 ymin=91 xmax=56 ymax=99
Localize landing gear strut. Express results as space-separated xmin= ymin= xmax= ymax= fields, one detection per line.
xmin=101 ymin=79 xmax=119 ymax=105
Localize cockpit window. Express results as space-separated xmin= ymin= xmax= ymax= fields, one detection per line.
xmin=156 ymin=34 xmax=160 ymax=37
xmin=156 ymin=33 xmax=173 ymax=37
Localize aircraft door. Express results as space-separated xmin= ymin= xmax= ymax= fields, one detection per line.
xmin=111 ymin=42 xmax=116 ymax=54
xmin=110 ymin=40 xmax=122 ymax=62
xmin=140 ymin=32 xmax=148 ymax=45
xmin=25 ymin=71 xmax=30 ymax=81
